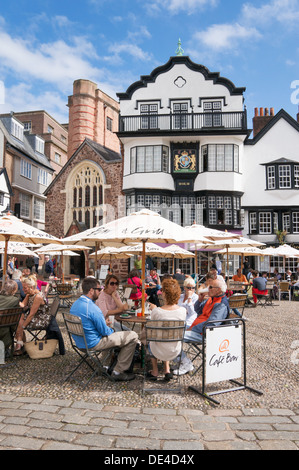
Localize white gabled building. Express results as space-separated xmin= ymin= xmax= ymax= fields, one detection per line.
xmin=117 ymin=55 xmax=249 ymax=233
xmin=116 ymin=55 xmax=299 ymax=273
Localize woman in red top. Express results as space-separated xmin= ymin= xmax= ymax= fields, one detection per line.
xmin=127 ymin=269 xmax=147 ymax=302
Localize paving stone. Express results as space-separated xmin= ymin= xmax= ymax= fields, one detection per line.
xmin=202 ymin=430 xmax=235 ymax=442
xmin=258 ymin=440 xmax=298 ymax=450
xmin=74 ymin=433 xmax=115 ymax=448
xmin=27 ymin=427 xmax=78 ymax=442
xmin=255 ymin=431 xmax=299 ymax=441
xmin=101 ymin=426 xmax=149 ymax=438
xmin=0 ymin=435 xmax=45 ymax=450
xmin=205 ymin=440 xmax=261 ymax=450
xmin=114 ymin=437 xmax=160 ymax=450
xmin=162 ymin=440 xmax=204 ymax=450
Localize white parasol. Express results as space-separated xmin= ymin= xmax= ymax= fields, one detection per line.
xmin=0 ymin=241 xmax=40 ymax=257
xmin=34 ymin=243 xmax=90 ymax=283
xmin=0 ymin=213 xmax=62 ymax=276
xmin=63 ymin=209 xmax=191 ymax=314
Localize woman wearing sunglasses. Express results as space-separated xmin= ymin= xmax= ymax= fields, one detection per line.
xmin=178 ymin=278 xmax=199 ymax=328
xmin=96 ymin=274 xmax=129 ymax=332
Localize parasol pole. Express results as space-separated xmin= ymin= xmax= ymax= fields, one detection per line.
xmin=3 ymin=235 xmax=10 ymax=278
xmin=141 ymin=240 xmax=146 ymax=316
xmin=195 ymin=245 xmax=199 ymax=291
xmin=95 ymin=242 xmax=99 ymax=277
xmin=226 ymin=246 xmax=229 ymax=288
xmin=61 ymin=253 xmax=65 ymax=283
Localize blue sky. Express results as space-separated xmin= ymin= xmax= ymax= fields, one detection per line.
xmin=0 ymin=0 xmax=299 ymax=128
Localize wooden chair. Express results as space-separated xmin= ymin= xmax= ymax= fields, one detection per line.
xmin=142 ymin=319 xmax=186 ymax=395
xmin=56 ymin=283 xmax=74 ymax=308
xmin=278 ymin=281 xmax=291 ymax=301
xmin=0 ymin=307 xmax=23 ymax=360
xmin=228 ymin=294 xmax=247 ymax=317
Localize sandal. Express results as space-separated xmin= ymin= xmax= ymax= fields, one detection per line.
xmin=164 ymin=373 xmax=173 ymax=381
xmin=13 ymin=341 xmax=24 ymax=356
xmin=146 ymin=372 xmax=158 ymax=381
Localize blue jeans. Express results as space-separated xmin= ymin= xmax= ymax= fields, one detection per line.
xmin=178 ymin=330 xmax=202 ymax=365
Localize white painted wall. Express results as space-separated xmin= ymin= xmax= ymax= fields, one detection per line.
xmin=242 ymin=117 xmax=299 ymax=207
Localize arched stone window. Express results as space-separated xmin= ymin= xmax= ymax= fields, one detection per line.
xmin=65 ymin=161 xmax=106 ymax=232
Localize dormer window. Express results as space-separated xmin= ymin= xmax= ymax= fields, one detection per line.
xmin=36 ymin=136 xmax=45 ymax=154
xmin=11 ymin=118 xmax=24 ymax=141
xmin=264 ymin=159 xmax=299 ymax=190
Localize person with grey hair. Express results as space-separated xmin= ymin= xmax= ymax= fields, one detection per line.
xmin=12 ymin=269 xmax=25 ymax=300
xmin=178 ymin=277 xmax=198 ymax=328
xmin=173 ymin=278 xmax=230 ymax=375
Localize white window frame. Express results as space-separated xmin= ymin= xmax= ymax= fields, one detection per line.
xmin=11 ymin=118 xmax=24 ymax=141
xmin=267 ymin=165 xmax=276 ymax=189
xmin=278 ymin=165 xmax=291 ymax=189
xmin=36 ymin=137 xmax=45 ymax=154
xmin=19 ymin=193 xmax=31 ymax=218
xmin=259 ymin=212 xmax=272 ymax=234
xmin=38 ymin=168 xmax=48 ymax=186
xmin=34 ymin=198 xmax=45 ymax=222
xmin=20 ymin=159 xmax=32 ymax=180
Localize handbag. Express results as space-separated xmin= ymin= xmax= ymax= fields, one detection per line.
xmin=24 ymin=338 xmax=58 ymax=359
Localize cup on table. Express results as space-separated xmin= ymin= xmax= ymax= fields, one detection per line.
xmin=137 ymin=309 xmax=142 ymax=317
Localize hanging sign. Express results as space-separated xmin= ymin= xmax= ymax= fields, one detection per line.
xmin=205 ymin=325 xmax=242 ymax=385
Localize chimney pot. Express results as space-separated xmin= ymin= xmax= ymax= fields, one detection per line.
xmin=270 ymin=107 xmax=274 ymax=116
xmin=254 ymin=107 xmax=259 ymax=117
xmin=260 ymin=107 xmax=264 ymax=116
xmin=265 ymin=108 xmax=269 ymax=116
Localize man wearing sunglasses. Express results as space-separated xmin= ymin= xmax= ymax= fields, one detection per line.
xmin=70 ymin=277 xmax=139 ymax=381
xmin=173 ymin=278 xmax=230 ymax=376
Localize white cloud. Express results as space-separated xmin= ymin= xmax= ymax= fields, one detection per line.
xmin=193 ymin=23 xmax=261 ymax=51
xmin=0 ymin=27 xmax=102 ymax=93
xmin=146 ymin=0 xmax=217 ymax=14
xmin=0 ymin=83 xmax=69 ymax=123
xmin=241 ymin=0 xmax=299 ymax=26
xmin=104 ymin=42 xmax=153 ymax=63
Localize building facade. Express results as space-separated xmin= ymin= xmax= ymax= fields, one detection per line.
xmin=117 ymin=56 xmax=248 ymax=233
xmin=116 ymin=55 xmax=299 ymax=274
xmin=14 ymin=110 xmax=68 ymax=177
xmin=0 ymin=113 xmax=54 ymax=230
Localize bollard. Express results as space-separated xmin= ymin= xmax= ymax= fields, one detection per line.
xmin=0 ymin=340 xmax=5 ymax=365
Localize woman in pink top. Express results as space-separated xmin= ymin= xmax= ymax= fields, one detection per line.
xmin=96 ymin=274 xmax=129 ymax=331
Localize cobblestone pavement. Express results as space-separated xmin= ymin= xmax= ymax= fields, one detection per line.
xmin=0 ymin=394 xmax=298 ymax=450
xmin=0 ymin=300 xmax=298 ymax=450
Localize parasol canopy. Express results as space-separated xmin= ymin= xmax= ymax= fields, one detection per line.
xmin=64 ymin=209 xmax=191 ymax=314
xmin=0 ymin=213 xmax=62 ymax=276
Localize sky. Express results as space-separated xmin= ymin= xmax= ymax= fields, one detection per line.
xmin=0 ymin=0 xmax=299 ymax=126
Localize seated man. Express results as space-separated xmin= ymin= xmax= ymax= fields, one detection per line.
xmin=251 ymin=270 xmax=268 ymax=306
xmin=70 ymin=277 xmax=139 ymax=381
xmin=173 ymin=278 xmax=230 ymax=375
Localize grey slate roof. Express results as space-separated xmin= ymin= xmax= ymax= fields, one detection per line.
xmin=0 ymin=117 xmax=53 ymax=171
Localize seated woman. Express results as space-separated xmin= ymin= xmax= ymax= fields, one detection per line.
xmin=178 ymin=278 xmax=199 ymax=328
xmin=12 ymin=269 xmax=26 ymax=301
xmin=96 ymin=274 xmax=129 ymax=332
xmin=14 ymin=276 xmax=52 ymax=355
xmin=127 ymin=269 xmax=146 ymax=304
xmin=36 ymin=275 xmax=50 ymax=298
xmin=146 ymin=278 xmax=186 ymax=381
xmin=0 ymin=280 xmax=20 ymax=354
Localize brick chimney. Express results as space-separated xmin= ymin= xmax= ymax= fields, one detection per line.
xmin=253 ymin=107 xmax=275 ymax=137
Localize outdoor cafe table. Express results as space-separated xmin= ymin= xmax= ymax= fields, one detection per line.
xmin=115 ymin=313 xmax=148 ymax=331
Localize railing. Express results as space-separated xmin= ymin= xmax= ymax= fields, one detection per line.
xmin=119 ymin=111 xmax=247 ymax=133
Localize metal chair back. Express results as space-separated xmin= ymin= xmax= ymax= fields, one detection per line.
xmin=63 ymin=312 xmax=115 ymax=388
xmin=143 ymin=319 xmax=186 ymax=395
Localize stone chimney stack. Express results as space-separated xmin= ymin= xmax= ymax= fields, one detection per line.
xmin=252 ymin=107 xmax=275 ymax=137
xmin=67 ymin=79 xmax=120 ymax=159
